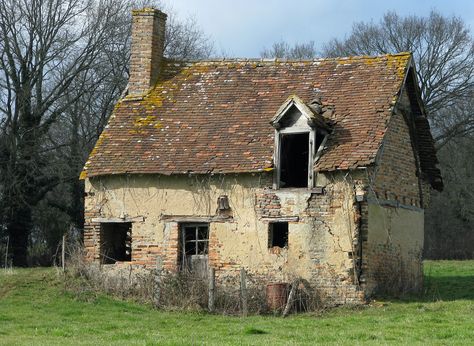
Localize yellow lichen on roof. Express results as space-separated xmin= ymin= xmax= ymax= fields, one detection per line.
xmin=129 ymin=115 xmax=162 ymax=134
xmin=80 ymin=131 xmax=110 ymax=179
xmin=79 ymin=170 xmax=87 ymax=180
xmin=385 ymin=52 xmax=411 ymax=80
xmin=89 ymin=131 xmax=108 ymax=159
xmin=82 ymin=52 xmax=417 ymax=178
xmin=141 ymin=64 xmax=210 ymax=110
xmin=332 ymin=52 xmax=411 ymax=72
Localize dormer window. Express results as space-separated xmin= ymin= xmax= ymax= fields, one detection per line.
xmin=280 ymin=132 xmax=309 ymax=187
xmin=270 ymin=95 xmax=330 ymax=189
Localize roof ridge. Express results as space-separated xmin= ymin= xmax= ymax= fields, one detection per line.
xmin=166 ymin=52 xmax=412 ymax=65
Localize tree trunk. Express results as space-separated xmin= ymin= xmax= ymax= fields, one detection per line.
xmin=7 ymin=205 xmax=32 ymax=267
xmin=4 ymin=107 xmax=39 ymax=267
xmin=70 ymin=111 xmax=85 ymax=232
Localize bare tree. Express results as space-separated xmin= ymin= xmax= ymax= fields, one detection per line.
xmin=58 ymin=1 xmax=213 ymax=237
xmin=0 ymin=0 xmax=214 ymax=266
xmin=0 ymin=0 xmax=129 ymax=266
xmin=261 ymin=40 xmax=317 ymax=59
xmin=165 ymin=14 xmax=213 ymax=60
xmin=323 ymin=11 xmax=474 ymax=147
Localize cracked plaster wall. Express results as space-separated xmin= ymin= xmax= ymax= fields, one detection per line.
xmin=84 ymin=171 xmax=364 ymax=304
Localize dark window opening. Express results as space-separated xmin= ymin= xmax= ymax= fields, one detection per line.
xmin=268 ymin=222 xmax=289 ymax=248
xmin=100 ymin=222 xmax=132 ymax=264
xmin=279 ymin=133 xmax=309 ymax=188
xmin=179 ymin=223 xmax=209 ymax=271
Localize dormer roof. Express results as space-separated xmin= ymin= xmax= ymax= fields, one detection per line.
xmin=270 ymin=94 xmax=332 ymax=131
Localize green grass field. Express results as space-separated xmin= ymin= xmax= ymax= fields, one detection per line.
xmin=0 ymin=261 xmax=473 ymax=345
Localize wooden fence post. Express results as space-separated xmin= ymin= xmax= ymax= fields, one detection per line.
xmin=282 ymin=282 xmax=297 ymax=317
xmin=154 ymin=258 xmax=163 ymax=307
xmin=208 ymin=267 xmax=216 ymax=312
xmin=240 ymin=268 xmax=248 ymax=317
xmin=4 ymin=236 xmax=9 ymax=270
xmin=61 ymin=234 xmax=66 ymax=272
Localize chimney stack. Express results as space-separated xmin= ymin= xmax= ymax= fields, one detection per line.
xmin=129 ymin=8 xmax=167 ymax=96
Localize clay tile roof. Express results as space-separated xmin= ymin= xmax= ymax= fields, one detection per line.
xmin=82 ymin=53 xmax=414 ymax=178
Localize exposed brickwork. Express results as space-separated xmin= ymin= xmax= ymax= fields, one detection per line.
xmin=83 ymin=164 xmax=428 ymax=305
xmin=129 ymin=8 xmax=166 ymax=96
xmin=255 ymin=191 xmax=281 ymax=218
xmin=158 ymin=223 xmax=180 ymax=271
xmin=82 ymin=167 xmax=426 ymax=305
xmin=83 ymin=207 xmax=101 ymax=262
xmin=364 ymin=242 xmax=423 ymax=294
xmin=84 ymin=219 xmax=180 ymax=270
xmin=373 ymin=105 xmax=421 ymax=207
xmin=251 ymin=182 xmax=365 ymax=305
xmin=305 ymin=189 xmax=330 ymax=219
xmin=404 ymin=73 xmax=443 ymax=191
xmin=361 ymin=98 xmax=426 ymax=294
xmin=305 ymin=186 xmax=364 ymax=304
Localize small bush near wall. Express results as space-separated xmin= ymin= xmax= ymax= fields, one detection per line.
xmin=63 ymin=243 xmax=328 ymax=315
xmin=369 ymin=249 xmax=423 ymax=297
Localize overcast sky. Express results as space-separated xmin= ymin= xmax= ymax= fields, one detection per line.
xmin=164 ymin=0 xmax=474 ymax=57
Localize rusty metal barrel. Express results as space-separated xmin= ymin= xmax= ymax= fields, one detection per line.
xmin=266 ymin=282 xmax=289 ymax=310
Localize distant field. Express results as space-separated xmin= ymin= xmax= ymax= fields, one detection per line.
xmin=0 ymin=261 xmax=473 ymax=345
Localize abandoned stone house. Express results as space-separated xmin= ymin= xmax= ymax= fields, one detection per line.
xmin=80 ymin=8 xmax=443 ymax=304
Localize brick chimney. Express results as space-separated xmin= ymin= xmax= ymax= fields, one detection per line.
xmin=129 ymin=8 xmax=167 ymax=96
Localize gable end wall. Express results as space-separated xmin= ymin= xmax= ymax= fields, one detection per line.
xmin=372 ymin=87 xmax=421 ymax=207
xmin=363 ymin=87 xmax=425 ymax=295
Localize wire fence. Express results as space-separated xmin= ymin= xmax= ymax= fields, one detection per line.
xmin=0 ymin=227 xmax=327 ymax=316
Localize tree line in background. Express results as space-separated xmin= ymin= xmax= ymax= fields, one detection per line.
xmin=0 ymin=3 xmax=472 ymax=266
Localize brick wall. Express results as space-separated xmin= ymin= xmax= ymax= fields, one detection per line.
xmin=82 ymin=164 xmax=421 ymax=305
xmin=306 ymin=188 xmax=365 ymax=304
xmin=84 ymin=175 xmax=366 ymax=305
xmin=363 ymin=241 xmax=423 ymax=294
xmin=129 ymin=8 xmax=166 ymax=96
xmin=83 ymin=204 xmax=101 ymax=262
xmin=252 ymin=182 xmax=365 ymax=305
xmin=130 ymin=223 xmax=178 ymax=269
xmin=363 ymin=88 xmax=425 ymax=295
xmin=372 ymin=90 xmax=421 ymax=207
xmin=255 ymin=191 xmax=281 ymax=218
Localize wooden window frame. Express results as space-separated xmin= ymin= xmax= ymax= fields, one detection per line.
xmin=273 ymin=127 xmax=316 ymax=189
xmin=180 ymin=223 xmax=209 ymax=261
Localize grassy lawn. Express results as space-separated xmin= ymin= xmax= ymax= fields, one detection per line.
xmin=0 ymin=261 xmax=473 ymax=345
